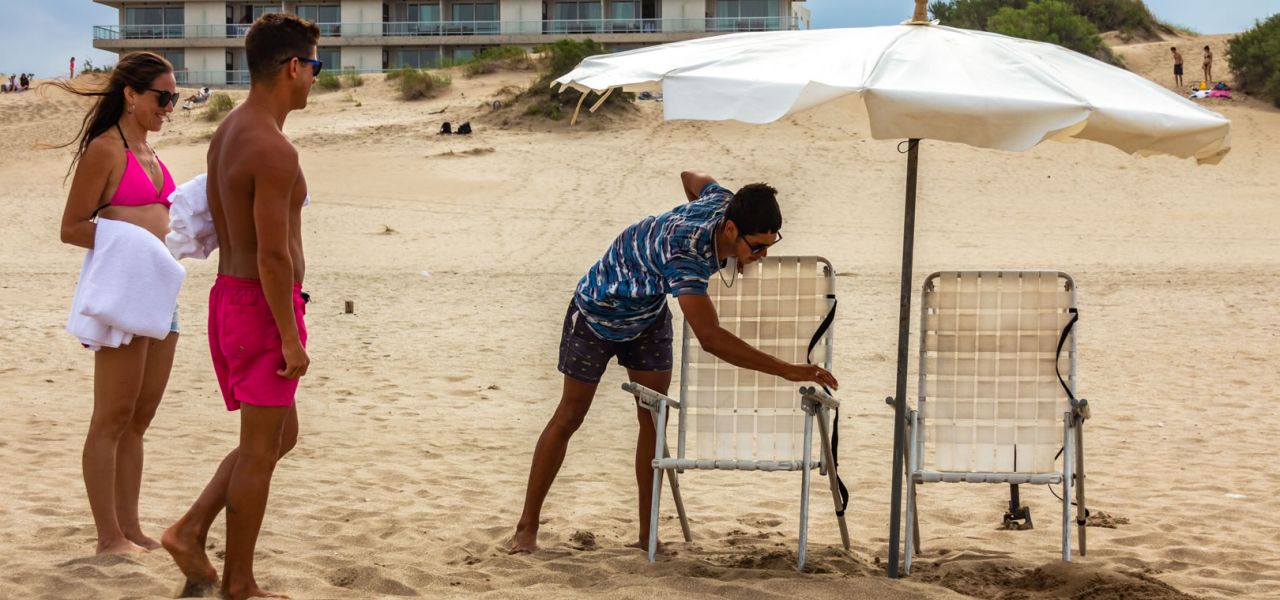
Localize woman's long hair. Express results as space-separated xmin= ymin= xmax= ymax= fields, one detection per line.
xmin=44 ymin=51 xmax=172 ymax=182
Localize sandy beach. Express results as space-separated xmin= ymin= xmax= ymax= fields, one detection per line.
xmin=0 ymin=34 xmax=1277 ymax=599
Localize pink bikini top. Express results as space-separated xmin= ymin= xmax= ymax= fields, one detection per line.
xmin=96 ymin=123 xmax=175 ymax=214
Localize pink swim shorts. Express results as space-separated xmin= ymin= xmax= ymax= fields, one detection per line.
xmin=208 ymin=274 xmax=308 ymax=411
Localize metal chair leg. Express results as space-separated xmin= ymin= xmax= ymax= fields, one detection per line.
xmin=814 ymin=405 xmax=850 ymax=551
xmin=797 ymin=409 xmax=815 ymax=571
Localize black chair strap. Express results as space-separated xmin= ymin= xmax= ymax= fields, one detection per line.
xmin=807 ymin=295 xmax=848 ymax=516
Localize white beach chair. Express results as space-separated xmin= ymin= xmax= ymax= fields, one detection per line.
xmin=623 ymin=256 xmax=851 ymax=570
xmin=904 ymin=271 xmax=1091 ymax=574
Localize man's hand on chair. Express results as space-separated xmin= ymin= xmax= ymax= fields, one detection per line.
xmin=783 ymin=364 xmax=839 ymax=390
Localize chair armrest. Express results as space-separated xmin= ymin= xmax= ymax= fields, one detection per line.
xmin=623 ymin=382 xmax=680 ymax=411
xmin=800 ymin=386 xmax=841 ymax=410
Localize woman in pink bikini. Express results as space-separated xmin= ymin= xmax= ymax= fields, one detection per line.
xmin=52 ymin=51 xmax=179 ymax=555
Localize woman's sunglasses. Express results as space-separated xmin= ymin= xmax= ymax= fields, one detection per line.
xmin=281 ymin=56 xmax=324 ymax=77
xmin=146 ymin=88 xmax=180 ymax=107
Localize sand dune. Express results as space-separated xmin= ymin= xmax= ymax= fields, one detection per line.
xmin=1 ymin=34 xmax=1277 ymax=599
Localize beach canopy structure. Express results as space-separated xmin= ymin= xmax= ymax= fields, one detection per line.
xmin=624 ymin=256 xmax=850 ymax=570
xmin=556 ymin=0 xmax=1231 ymax=576
xmin=905 ymin=271 xmax=1089 ymax=574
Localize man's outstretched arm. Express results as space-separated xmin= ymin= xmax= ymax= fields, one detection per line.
xmin=678 ymin=294 xmax=838 ymax=389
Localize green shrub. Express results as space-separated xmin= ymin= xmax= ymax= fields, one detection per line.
xmin=202 ymin=92 xmax=235 ymax=122
xmin=465 ymin=60 xmax=499 ymax=77
xmin=931 ymin=0 xmax=1159 ymax=38
xmin=466 ymin=46 xmax=535 ymax=77
xmin=1071 ymin=0 xmax=1157 ymax=37
xmin=987 ymin=0 xmax=1104 ymax=57
xmin=396 ymin=68 xmax=451 ymax=100
xmin=533 ymin=40 xmax=628 ymax=102
xmin=79 ymin=58 xmax=113 ymax=74
xmin=1228 ymin=12 xmax=1280 ymax=107
xmin=524 ymin=100 xmax=564 ymax=120
xmin=478 ymin=45 xmax=529 ymax=61
xmin=930 ymin=0 xmax=1021 ymax=30
xmin=386 ymin=67 xmax=407 ymax=80
xmin=341 ymin=71 xmax=364 ymax=87
xmin=316 ymin=71 xmax=341 ymax=90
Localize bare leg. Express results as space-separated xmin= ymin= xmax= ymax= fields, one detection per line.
xmin=221 ymin=404 xmax=291 ymax=600
xmin=85 ymin=339 xmax=149 ymax=555
xmin=117 ymin=333 xmax=177 ymax=550
xmin=626 ymin=369 xmax=671 ymax=551
xmin=165 ymin=406 xmax=298 ymax=591
xmin=506 ymin=376 xmax=598 ymax=554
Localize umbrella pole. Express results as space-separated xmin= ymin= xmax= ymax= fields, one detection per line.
xmin=887 ymin=138 xmax=921 ymax=578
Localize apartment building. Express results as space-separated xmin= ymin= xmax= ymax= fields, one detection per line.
xmin=91 ymin=1 xmax=811 ymax=86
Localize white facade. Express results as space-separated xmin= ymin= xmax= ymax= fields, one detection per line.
xmin=92 ymin=0 xmax=807 ymax=86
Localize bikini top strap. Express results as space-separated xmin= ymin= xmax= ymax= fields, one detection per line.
xmin=90 ymin=203 xmax=110 ymax=220
xmin=114 ymin=122 xmax=129 ymax=150
xmin=92 ymin=124 xmax=132 ymax=219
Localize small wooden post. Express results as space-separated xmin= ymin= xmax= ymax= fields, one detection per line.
xmin=344 ymin=300 xmax=354 ymax=314
xmin=911 ymin=0 xmax=928 ymax=23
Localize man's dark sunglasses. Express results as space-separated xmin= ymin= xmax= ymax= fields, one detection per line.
xmin=743 ymin=232 xmax=782 ymax=255
xmin=281 ymin=56 xmax=324 ymax=76
xmin=146 ymin=88 xmax=180 ymax=107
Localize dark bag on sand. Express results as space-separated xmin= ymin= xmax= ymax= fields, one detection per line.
xmin=457 ymin=122 xmax=472 ymax=135
xmin=439 ymin=122 xmax=452 ymax=135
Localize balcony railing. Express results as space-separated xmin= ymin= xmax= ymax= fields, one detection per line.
xmin=95 ymin=16 xmax=802 ymax=41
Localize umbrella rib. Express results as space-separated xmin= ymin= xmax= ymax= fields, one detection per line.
xmin=863 ymin=25 xmax=923 ymax=92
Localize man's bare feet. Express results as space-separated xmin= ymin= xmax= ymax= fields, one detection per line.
xmin=504 ymin=528 xmax=538 ymax=554
xmin=125 ymin=531 xmax=162 ymax=551
xmin=96 ymin=538 xmax=147 ymax=555
xmin=161 ymin=522 xmax=218 ymax=586
xmin=222 ymin=582 xmax=290 ymax=600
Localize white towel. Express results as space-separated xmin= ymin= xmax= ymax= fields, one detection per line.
xmin=166 ymin=173 xmax=217 ymax=260
xmin=166 ymin=173 xmax=310 ymax=260
xmin=67 ymin=219 xmax=186 ymax=349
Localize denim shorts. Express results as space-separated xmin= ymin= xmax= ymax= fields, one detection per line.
xmin=170 ymin=304 xmax=180 ymax=333
xmin=557 ymin=300 xmax=673 ymax=384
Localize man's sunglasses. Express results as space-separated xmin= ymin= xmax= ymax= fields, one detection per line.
xmin=146 ymin=89 xmax=180 ymax=107
xmin=281 ymin=56 xmax=324 ymax=76
xmin=742 ymin=232 xmax=782 ymax=256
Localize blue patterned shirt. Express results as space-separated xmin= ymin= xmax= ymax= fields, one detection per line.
xmin=574 ymin=183 xmax=733 ymax=342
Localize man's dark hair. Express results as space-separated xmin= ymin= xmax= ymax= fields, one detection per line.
xmin=725 ymin=183 xmax=781 ymax=236
xmin=246 ymin=13 xmax=320 ymax=84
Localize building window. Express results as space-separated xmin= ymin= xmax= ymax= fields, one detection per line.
xmin=393 ymin=48 xmax=441 ymax=69
xmin=318 ymin=48 xmax=341 ymax=71
xmin=713 ymin=0 xmax=780 ymax=30
xmin=450 ymin=2 xmax=498 ymax=34
xmin=552 ymin=1 xmax=602 ymax=33
xmin=161 ymin=50 xmax=186 ymax=83
xmin=252 ymin=5 xmax=281 ymax=19
xmin=125 ymin=6 xmax=184 ymax=39
xmin=398 ymin=3 xmax=441 ymax=35
xmin=297 ymin=4 xmax=341 ymax=36
xmin=608 ymin=1 xmax=640 ymax=32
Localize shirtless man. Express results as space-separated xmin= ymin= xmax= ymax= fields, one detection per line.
xmin=1171 ymin=47 xmax=1184 ymax=89
xmin=161 ymin=13 xmax=319 ymax=600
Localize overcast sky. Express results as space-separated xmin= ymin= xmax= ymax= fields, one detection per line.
xmin=3 ymin=0 xmax=1279 ymax=78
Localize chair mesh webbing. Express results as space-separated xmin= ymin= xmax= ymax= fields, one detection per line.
xmin=920 ymin=271 xmax=1075 ymax=474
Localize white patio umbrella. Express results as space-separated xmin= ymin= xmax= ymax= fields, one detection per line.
xmin=555 ymin=0 xmax=1231 ymax=577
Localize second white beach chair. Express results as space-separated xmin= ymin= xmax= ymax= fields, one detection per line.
xmin=903 ymin=271 xmax=1092 ymax=574
xmin=623 ymin=256 xmax=851 ymax=570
